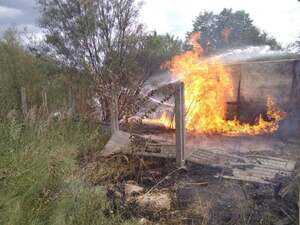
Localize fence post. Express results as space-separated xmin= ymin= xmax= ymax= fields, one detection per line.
xmin=175 ymin=82 xmax=185 ymax=168
xmin=21 ymin=87 xmax=28 ymax=118
xmin=237 ymin=64 xmax=242 ymax=120
xmin=68 ymin=86 xmax=75 ymax=117
xmin=110 ymin=95 xmax=119 ymax=134
xmin=42 ymin=88 xmax=48 ymax=114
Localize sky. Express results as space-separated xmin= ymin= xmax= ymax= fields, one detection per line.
xmin=0 ymin=0 xmax=40 ymax=34
xmin=0 ymin=0 xmax=300 ymax=46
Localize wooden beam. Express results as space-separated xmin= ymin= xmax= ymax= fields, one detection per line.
xmin=175 ymin=82 xmax=185 ymax=168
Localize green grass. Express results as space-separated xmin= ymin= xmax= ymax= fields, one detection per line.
xmin=0 ymin=119 xmax=138 ymax=225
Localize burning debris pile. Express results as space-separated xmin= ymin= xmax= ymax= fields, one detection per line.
xmin=142 ymin=32 xmax=284 ymax=136
xmin=100 ymin=31 xmax=300 ymax=223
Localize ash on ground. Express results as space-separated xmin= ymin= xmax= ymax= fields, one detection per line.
xmin=81 ymin=144 xmax=300 ymax=225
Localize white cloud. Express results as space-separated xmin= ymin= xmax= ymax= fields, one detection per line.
xmin=141 ymin=0 xmax=300 ymax=46
xmin=0 ymin=5 xmax=22 ymax=18
xmin=1 ymin=0 xmax=299 ymax=46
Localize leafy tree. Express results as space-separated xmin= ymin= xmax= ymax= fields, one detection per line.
xmin=0 ymin=29 xmax=44 ymax=117
xmin=289 ymin=36 xmax=300 ymax=53
xmin=191 ymin=8 xmax=280 ymax=55
xmin=38 ymin=0 xmax=183 ymax=120
xmin=0 ymin=29 xmax=89 ymax=119
xmin=38 ymin=0 xmax=148 ymax=120
xmin=138 ymin=32 xmax=182 ymax=80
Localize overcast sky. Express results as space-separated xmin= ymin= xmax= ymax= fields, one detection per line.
xmin=0 ymin=0 xmax=299 ymax=46
xmin=0 ymin=0 xmax=39 ymax=34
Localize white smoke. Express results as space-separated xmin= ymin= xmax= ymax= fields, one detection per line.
xmin=211 ymin=45 xmax=297 ymax=64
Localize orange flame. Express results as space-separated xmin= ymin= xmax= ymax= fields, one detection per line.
xmin=144 ymin=32 xmax=284 ymax=135
xmin=142 ymin=111 xmax=174 ymax=129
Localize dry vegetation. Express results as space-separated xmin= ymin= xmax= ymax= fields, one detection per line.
xmin=0 ymin=1 xmax=299 ymax=224
xmin=0 ymin=119 xmax=141 ymax=225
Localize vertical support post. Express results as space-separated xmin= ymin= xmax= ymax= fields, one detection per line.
xmin=42 ymin=88 xmax=48 ymax=114
xmin=237 ymin=64 xmax=242 ymax=120
xmin=290 ymin=61 xmax=300 ymax=111
xmin=111 ymin=95 xmax=119 ymax=134
xmin=68 ymin=86 xmax=75 ymax=117
xmin=175 ymin=82 xmax=185 ymax=168
xmin=21 ymin=87 xmax=27 ymax=118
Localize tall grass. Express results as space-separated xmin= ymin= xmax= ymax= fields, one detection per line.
xmin=0 ymin=119 xmax=137 ymax=225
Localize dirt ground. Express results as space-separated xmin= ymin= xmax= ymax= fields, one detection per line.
xmin=80 ymin=137 xmax=300 ymax=225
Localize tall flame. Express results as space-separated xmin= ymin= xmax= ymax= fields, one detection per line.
xmin=144 ymin=32 xmax=283 ymax=135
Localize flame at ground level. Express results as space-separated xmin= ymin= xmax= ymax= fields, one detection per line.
xmin=142 ymin=111 xmax=175 ymax=129
xmin=143 ymin=33 xmax=284 ymax=136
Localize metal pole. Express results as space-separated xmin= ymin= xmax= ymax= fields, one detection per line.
xmin=175 ymin=82 xmax=185 ymax=168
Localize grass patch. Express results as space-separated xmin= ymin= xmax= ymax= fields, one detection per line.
xmin=0 ymin=119 xmax=138 ymax=225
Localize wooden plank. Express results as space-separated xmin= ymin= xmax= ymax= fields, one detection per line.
xmin=135 ymin=152 xmax=176 ymax=159
xmin=101 ymin=131 xmax=130 ymax=156
xmin=101 ymin=132 xmax=295 ymax=184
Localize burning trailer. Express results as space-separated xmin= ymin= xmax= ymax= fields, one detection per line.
xmin=102 ymin=80 xmax=297 ymax=185
xmin=102 ymin=32 xmax=300 ymax=183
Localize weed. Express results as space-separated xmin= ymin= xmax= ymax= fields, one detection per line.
xmin=0 ymin=119 xmax=137 ymax=225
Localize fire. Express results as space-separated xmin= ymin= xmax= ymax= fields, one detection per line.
xmin=143 ymin=32 xmax=284 ymax=135
xmin=142 ymin=111 xmax=174 ymax=129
